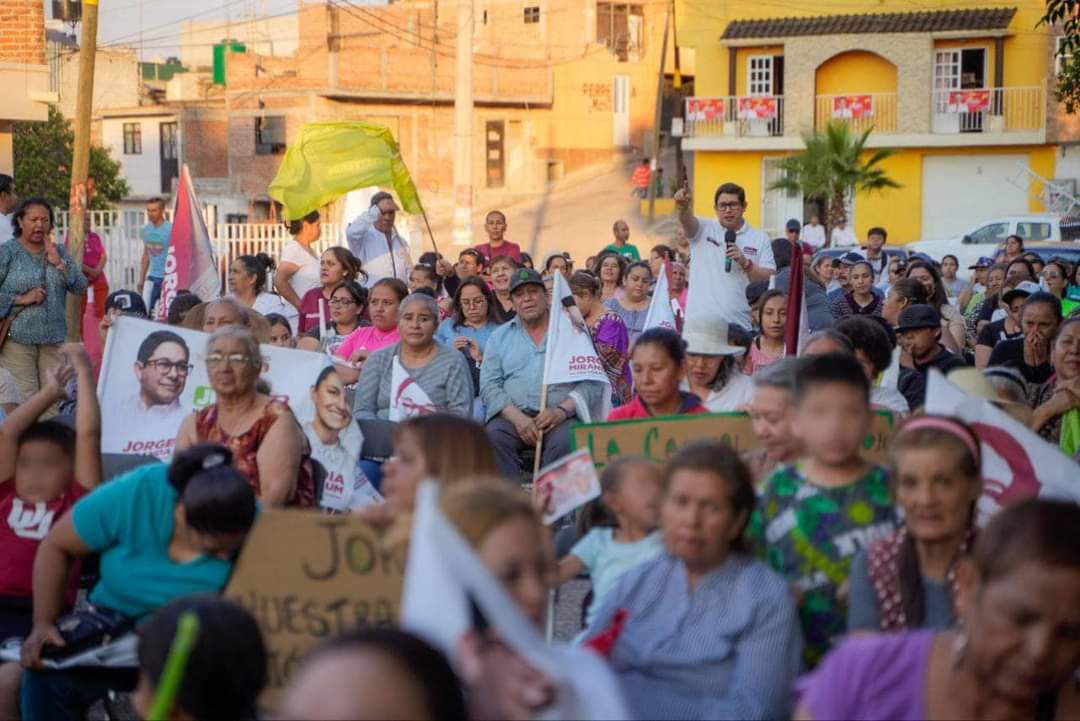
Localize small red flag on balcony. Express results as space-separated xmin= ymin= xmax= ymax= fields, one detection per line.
xmin=738 ymin=96 xmax=777 ymax=120
xmin=832 ymin=95 xmax=874 ymax=119
xmin=946 ymin=89 xmax=990 ymax=113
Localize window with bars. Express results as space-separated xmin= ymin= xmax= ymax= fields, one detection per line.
xmin=523 ymin=6 xmax=539 ymax=23
xmin=255 ymin=116 xmax=287 ymax=155
xmin=123 ymin=123 xmax=142 ymax=155
xmin=597 ymin=2 xmax=645 ymax=62
xmin=748 ymin=56 xmax=773 ymax=96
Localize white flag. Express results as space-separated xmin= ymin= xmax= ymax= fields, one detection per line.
xmin=642 ymin=262 xmax=677 ymax=332
xmin=401 ymin=482 xmax=630 ymax=721
xmin=542 ymin=272 xmax=610 ymax=387
xmin=925 ymin=370 xmax=1080 ymax=524
xmin=388 ymin=355 xmax=437 ymax=421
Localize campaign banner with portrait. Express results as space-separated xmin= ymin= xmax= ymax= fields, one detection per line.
xmin=98 ymin=316 xmax=332 ymax=462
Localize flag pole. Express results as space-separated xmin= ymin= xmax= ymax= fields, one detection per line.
xmin=532 ymin=384 xmax=549 ymax=486
xmin=419 ymin=205 xmax=441 ymax=258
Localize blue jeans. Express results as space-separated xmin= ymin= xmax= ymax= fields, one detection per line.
xmin=21 ymin=668 xmax=137 ymax=721
xmin=148 ymin=276 xmax=163 ymax=316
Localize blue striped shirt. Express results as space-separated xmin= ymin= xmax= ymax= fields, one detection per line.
xmin=582 ymin=551 xmax=803 ymax=720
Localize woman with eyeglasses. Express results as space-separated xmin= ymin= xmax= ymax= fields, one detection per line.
xmin=296 ymin=281 xmax=369 ymax=357
xmin=436 ymin=278 xmax=500 ymax=417
xmin=176 ymin=326 xmax=315 ymax=507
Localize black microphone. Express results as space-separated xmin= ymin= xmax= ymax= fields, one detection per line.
xmin=724 ymin=229 xmax=737 ymax=272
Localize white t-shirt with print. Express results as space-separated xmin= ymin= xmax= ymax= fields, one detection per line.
xmin=279 ymin=240 xmax=322 ymax=301
xmin=686 ymin=218 xmax=775 ymax=330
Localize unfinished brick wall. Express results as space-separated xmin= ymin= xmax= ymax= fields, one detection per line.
xmin=0 ymin=0 xmax=46 ymax=66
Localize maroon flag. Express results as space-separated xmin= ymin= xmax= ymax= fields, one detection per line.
xmin=784 ymin=242 xmax=809 ymax=356
xmin=157 ymin=165 xmax=219 ymax=320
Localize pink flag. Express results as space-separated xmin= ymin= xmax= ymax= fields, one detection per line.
xmin=783 ymin=243 xmax=809 ymax=356
xmin=157 ymin=165 xmax=220 ymax=320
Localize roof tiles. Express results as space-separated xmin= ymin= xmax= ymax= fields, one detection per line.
xmin=721 ymin=7 xmax=1018 ymax=40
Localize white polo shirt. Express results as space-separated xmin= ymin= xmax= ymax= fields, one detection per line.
xmin=345 ymin=206 xmax=412 ymax=288
xmin=686 ymin=218 xmax=775 ymax=331
xmin=801 ymin=224 xmax=826 ymax=250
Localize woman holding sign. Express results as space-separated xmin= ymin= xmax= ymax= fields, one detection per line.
xmin=176 ymin=326 xmax=315 ymax=507
xmin=353 ymin=293 xmax=473 ymax=421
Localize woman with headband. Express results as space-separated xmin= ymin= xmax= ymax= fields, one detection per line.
xmin=847 ymin=415 xmax=982 ymax=632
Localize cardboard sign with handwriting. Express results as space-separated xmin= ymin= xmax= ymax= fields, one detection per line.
xmin=571 ymin=411 xmax=895 ymax=470
xmin=225 ymin=511 xmax=405 ymax=703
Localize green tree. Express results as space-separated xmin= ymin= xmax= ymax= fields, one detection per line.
xmin=768 ymin=121 xmax=900 ymax=247
xmin=13 ymin=106 xmax=129 ymax=210
xmin=1042 ymin=1 xmax=1080 ymax=114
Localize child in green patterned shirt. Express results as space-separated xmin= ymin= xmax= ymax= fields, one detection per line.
xmin=749 ymin=353 xmax=897 ymax=667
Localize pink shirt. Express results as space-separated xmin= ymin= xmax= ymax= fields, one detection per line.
xmin=335 ymin=325 xmax=401 ymax=360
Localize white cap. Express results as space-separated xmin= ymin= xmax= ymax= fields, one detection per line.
xmin=682 ymin=319 xmax=746 ymax=357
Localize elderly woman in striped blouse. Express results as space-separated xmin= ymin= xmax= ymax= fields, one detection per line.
xmin=581 ymin=440 xmax=803 ymax=720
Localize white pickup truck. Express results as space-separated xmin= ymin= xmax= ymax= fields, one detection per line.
xmin=905 ymin=215 xmax=1080 ymax=275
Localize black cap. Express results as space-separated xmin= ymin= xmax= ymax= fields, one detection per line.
xmin=895 ymin=304 xmax=941 ymax=332
xmin=104 ymin=289 xmax=148 ymax=318
xmin=508 ymin=267 xmax=545 ymax=293
xmin=839 ymin=252 xmax=863 ymax=265
xmin=785 ymin=218 xmax=802 ymax=232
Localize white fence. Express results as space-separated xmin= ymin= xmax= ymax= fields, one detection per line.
xmin=56 ymin=210 xmax=344 ymax=294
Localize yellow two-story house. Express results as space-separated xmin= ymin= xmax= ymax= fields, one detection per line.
xmin=678 ymin=0 xmax=1066 ymax=244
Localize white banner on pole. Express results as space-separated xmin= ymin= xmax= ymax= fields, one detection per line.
xmin=542 ymin=272 xmax=610 ymax=388
xmin=642 ymin=262 xmax=677 ymax=332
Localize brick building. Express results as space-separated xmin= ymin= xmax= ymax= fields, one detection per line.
xmin=0 ymin=0 xmax=53 ymax=173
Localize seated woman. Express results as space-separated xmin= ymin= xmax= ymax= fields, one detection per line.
xmin=744 ymin=358 xmax=804 ymax=485
xmin=1031 ymin=316 xmax=1080 ymax=457
xmin=265 ymin=312 xmax=295 ymax=348
xmin=229 ymin=253 xmax=298 ymax=333
xmin=798 ymin=499 xmax=1080 ymax=720
xmin=581 ymin=441 xmax=803 ymax=720
xmin=335 ymin=278 xmax=409 ymax=383
xmin=436 ymin=278 xmax=501 ymax=416
xmin=608 ymin=328 xmax=707 ymax=420
xmin=603 ymin=262 xmax=652 ymax=344
xmin=683 ymin=321 xmax=755 ymax=412
xmin=297 ymin=247 xmax=365 ymax=334
xmin=353 ymin=293 xmax=474 ymax=421
xmin=829 ymin=261 xmax=881 ymax=321
xmin=17 ymin=444 xmax=257 ymax=721
xmin=442 ymin=483 xmax=628 ymax=721
xmin=569 ymin=271 xmax=632 ymax=407
xmin=296 ymin=281 xmax=369 ymax=356
xmin=744 ymin=290 xmax=787 ymax=376
xmin=133 ymin=596 xmax=267 ymax=721
xmin=488 ymin=255 xmax=518 ymax=322
xmin=177 ymin=326 xmax=314 ymax=507
xmin=847 ymin=415 xmax=981 ymax=632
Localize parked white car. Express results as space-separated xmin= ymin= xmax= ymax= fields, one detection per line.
xmin=905 ymin=215 xmax=1080 ymax=278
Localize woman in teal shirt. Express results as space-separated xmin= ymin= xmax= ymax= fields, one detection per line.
xmin=19 ymin=444 xmax=257 ymax=721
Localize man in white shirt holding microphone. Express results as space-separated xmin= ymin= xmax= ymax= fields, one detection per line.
xmin=674 ymin=182 xmax=776 ymax=331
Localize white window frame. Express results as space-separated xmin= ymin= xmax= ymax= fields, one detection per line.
xmin=1057 ymin=36 xmax=1073 ymax=76
xmin=747 ymin=55 xmax=773 ymax=97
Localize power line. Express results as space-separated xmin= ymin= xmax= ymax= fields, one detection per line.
xmin=100 ymin=0 xmax=297 ymax=48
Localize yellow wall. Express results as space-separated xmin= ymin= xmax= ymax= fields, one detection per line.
xmin=693 ymin=145 xmax=1057 ymax=244
xmin=815 ymin=51 xmax=898 ymax=95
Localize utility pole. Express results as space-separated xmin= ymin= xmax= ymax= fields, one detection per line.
xmin=65 ymin=0 xmax=100 ymax=341
xmin=452 ymin=0 xmax=474 ymax=247
xmin=646 ymin=3 xmax=671 ymax=225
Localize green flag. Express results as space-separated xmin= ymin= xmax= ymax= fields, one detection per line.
xmin=268 ymin=121 xmax=424 ymax=220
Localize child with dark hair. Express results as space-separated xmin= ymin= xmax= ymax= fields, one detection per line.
xmin=133 ymin=596 xmax=267 ymax=721
xmin=749 ymin=353 xmax=897 ymax=667
xmin=0 ymin=345 xmax=99 ymax=640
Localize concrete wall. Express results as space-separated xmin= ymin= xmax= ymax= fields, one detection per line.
xmin=102 ymin=115 xmax=175 ymax=199
xmin=58 ymin=48 xmax=141 ymax=119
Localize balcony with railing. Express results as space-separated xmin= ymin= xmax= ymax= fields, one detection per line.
xmin=814 ymin=93 xmax=897 ymax=134
xmin=683 ymin=96 xmax=785 ymax=139
xmin=931 ymin=86 xmax=1044 ymax=135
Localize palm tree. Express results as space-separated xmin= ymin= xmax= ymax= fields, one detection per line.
xmin=769 ymin=121 xmax=901 ymax=247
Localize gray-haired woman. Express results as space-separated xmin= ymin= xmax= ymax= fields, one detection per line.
xmin=353 ymin=292 xmax=474 ymax=420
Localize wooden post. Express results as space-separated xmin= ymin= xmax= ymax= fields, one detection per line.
xmin=646 ymin=4 xmax=672 ymax=225
xmin=532 ymin=383 xmax=549 ymax=483
xmin=65 ymin=0 xmax=100 ymax=341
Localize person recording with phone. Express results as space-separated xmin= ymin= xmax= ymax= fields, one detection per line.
xmin=674 ymin=182 xmax=775 ymax=333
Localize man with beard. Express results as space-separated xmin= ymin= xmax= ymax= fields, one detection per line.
xmin=480 ymin=268 xmax=606 ymax=479
xmin=125 ymin=330 xmax=192 ymax=428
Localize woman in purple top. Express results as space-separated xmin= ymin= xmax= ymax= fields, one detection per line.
xmin=569 ymin=271 xmax=632 ymax=406
xmin=797 ymin=499 xmax=1080 ymax=721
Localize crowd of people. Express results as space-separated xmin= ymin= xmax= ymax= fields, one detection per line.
xmin=0 ymin=172 xmax=1078 ymax=721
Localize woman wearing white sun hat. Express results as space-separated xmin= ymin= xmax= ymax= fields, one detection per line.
xmin=683 ymin=319 xmax=756 ymax=412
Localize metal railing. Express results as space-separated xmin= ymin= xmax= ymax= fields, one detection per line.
xmin=55 ymin=210 xmax=343 ymax=295
xmin=683 ymin=96 xmax=785 ymax=138
xmin=815 ymin=93 xmax=897 ymax=134
xmin=931 ymin=86 xmax=1045 ymax=134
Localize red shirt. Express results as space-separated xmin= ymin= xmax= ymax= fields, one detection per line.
xmin=474 ymin=241 xmax=523 ymax=263
xmin=298 ymin=287 xmax=329 ymax=334
xmin=631 ymin=165 xmax=651 ymax=190
xmin=0 ymin=481 xmax=87 ymax=600
xmin=607 ymin=392 xmax=708 ymax=420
